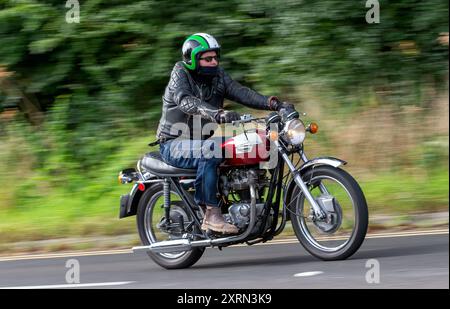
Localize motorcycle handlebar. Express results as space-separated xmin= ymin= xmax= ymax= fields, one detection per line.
xmin=232 ymin=114 xmax=261 ymax=125
xmin=231 ymin=109 xmax=305 ymax=126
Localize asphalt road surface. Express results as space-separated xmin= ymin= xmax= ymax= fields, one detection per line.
xmin=0 ymin=230 xmax=448 ymax=289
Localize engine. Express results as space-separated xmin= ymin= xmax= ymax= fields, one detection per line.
xmin=225 ymin=202 xmax=267 ymax=230
xmin=219 ymin=168 xmax=272 ymax=233
xmin=219 ymin=168 xmax=268 ymax=202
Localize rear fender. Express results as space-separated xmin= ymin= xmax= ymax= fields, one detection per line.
xmin=119 ymin=161 xmax=160 ymax=218
xmin=120 ymin=183 xmax=142 ymax=218
xmin=119 ymin=180 xmax=163 ymax=218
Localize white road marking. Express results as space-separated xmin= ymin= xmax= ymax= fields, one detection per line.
xmin=294 ymin=271 xmax=323 ymax=277
xmin=0 ymin=229 xmax=447 ymax=262
xmin=0 ymin=281 xmax=134 ymax=289
xmin=0 ymin=249 xmax=133 ymax=262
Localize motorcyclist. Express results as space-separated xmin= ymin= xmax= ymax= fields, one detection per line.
xmin=156 ymin=33 xmax=293 ymax=234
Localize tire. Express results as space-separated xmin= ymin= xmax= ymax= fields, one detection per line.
xmin=289 ymin=166 xmax=368 ymax=261
xmin=136 ymin=184 xmax=204 ymax=269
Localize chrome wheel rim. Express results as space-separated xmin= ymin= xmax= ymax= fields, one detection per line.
xmin=293 ymin=175 xmax=356 ymax=252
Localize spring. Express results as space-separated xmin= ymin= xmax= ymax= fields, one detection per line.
xmin=163 ymin=178 xmax=171 ymax=209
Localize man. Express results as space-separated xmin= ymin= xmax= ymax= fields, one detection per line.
xmin=157 ymin=33 xmax=291 ymax=234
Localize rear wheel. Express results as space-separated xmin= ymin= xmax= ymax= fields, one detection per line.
xmin=136 ymin=184 xmax=204 ymax=269
xmin=288 ymin=166 xmax=368 ymax=260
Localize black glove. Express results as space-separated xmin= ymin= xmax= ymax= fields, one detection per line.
xmin=268 ymin=96 xmax=295 ymax=112
xmin=215 ymin=110 xmax=241 ymax=124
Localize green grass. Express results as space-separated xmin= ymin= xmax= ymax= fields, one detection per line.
xmin=360 ymin=169 xmax=449 ymax=214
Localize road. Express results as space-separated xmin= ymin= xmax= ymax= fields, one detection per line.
xmin=0 ymin=230 xmax=448 ymax=289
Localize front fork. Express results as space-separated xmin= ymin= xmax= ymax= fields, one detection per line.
xmin=276 ymin=142 xmax=326 ymax=219
xmin=300 ymin=152 xmax=330 ymax=196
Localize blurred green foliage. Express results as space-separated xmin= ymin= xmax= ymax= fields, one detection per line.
xmin=0 ymin=0 xmax=448 ymax=169
xmin=1 ymin=0 xmax=448 ymax=108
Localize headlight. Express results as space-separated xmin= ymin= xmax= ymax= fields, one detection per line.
xmin=283 ymin=119 xmax=306 ymax=145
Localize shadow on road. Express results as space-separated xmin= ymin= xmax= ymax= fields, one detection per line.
xmin=353 ymin=242 xmax=447 ymax=260
xmin=192 ymin=253 xmax=316 ymax=270
xmin=192 ymin=240 xmax=448 ymax=269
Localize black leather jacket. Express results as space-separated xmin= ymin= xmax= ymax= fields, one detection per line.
xmin=157 ymin=62 xmax=273 ymax=140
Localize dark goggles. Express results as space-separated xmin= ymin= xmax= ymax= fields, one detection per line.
xmin=199 ymin=55 xmax=219 ymax=62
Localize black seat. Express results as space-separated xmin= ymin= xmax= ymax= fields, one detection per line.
xmin=140 ymin=152 xmax=197 ymax=177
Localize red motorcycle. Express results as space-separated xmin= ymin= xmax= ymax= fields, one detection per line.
xmin=118 ymin=109 xmax=368 ymax=269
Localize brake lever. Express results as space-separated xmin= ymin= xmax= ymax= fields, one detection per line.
xmin=232 ymin=116 xmax=267 ymax=126
xmin=231 ymin=114 xmax=253 ymax=126
xmin=231 ymin=118 xmax=254 ymax=126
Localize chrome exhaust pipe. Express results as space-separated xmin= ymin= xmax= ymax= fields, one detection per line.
xmin=133 ymin=239 xmax=214 ymax=254
xmin=133 ymin=239 xmax=192 ymax=253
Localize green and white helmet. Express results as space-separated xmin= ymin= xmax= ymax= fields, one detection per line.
xmin=182 ymin=33 xmax=220 ymax=71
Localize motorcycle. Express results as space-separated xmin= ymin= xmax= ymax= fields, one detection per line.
xmin=118 ymin=108 xmax=368 ymax=269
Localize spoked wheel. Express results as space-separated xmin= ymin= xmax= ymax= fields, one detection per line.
xmin=289 ymin=166 xmax=368 ymax=260
xmin=136 ymin=184 xmax=204 ymax=269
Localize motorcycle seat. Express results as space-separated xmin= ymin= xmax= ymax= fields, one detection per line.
xmin=140 ymin=152 xmax=197 ymax=177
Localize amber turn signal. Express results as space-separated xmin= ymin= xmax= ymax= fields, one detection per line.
xmin=269 ymin=131 xmax=279 ymax=141
xmin=118 ymin=173 xmax=127 ymax=184
xmin=306 ymin=122 xmax=319 ymax=134
xmin=307 ymin=123 xmax=319 ymax=134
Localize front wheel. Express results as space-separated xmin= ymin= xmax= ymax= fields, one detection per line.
xmin=288 ymin=166 xmax=368 ymax=260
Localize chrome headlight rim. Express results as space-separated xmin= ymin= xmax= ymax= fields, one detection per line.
xmin=283 ymin=118 xmax=306 ymax=145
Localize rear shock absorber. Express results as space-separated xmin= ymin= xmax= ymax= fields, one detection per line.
xmin=163 ymin=178 xmax=171 ymax=223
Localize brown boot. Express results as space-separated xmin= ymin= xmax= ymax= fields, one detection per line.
xmin=200 ymin=205 xmax=207 ymax=230
xmin=202 ymin=206 xmax=239 ymax=234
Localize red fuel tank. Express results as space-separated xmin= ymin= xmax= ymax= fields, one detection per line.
xmin=221 ymin=129 xmax=269 ymax=166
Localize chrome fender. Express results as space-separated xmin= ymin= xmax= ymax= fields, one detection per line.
xmin=283 ymin=156 xmax=347 ymax=213
xmin=299 ymin=156 xmax=347 ymax=172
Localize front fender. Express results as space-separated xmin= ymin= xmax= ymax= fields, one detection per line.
xmin=283 ymin=156 xmax=347 ymax=218
xmin=299 ymin=156 xmax=347 ymax=172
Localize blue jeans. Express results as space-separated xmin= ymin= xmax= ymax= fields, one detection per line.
xmin=160 ymin=139 xmax=223 ymax=207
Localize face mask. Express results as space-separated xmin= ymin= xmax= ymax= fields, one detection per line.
xmin=198 ymin=65 xmax=218 ymax=76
